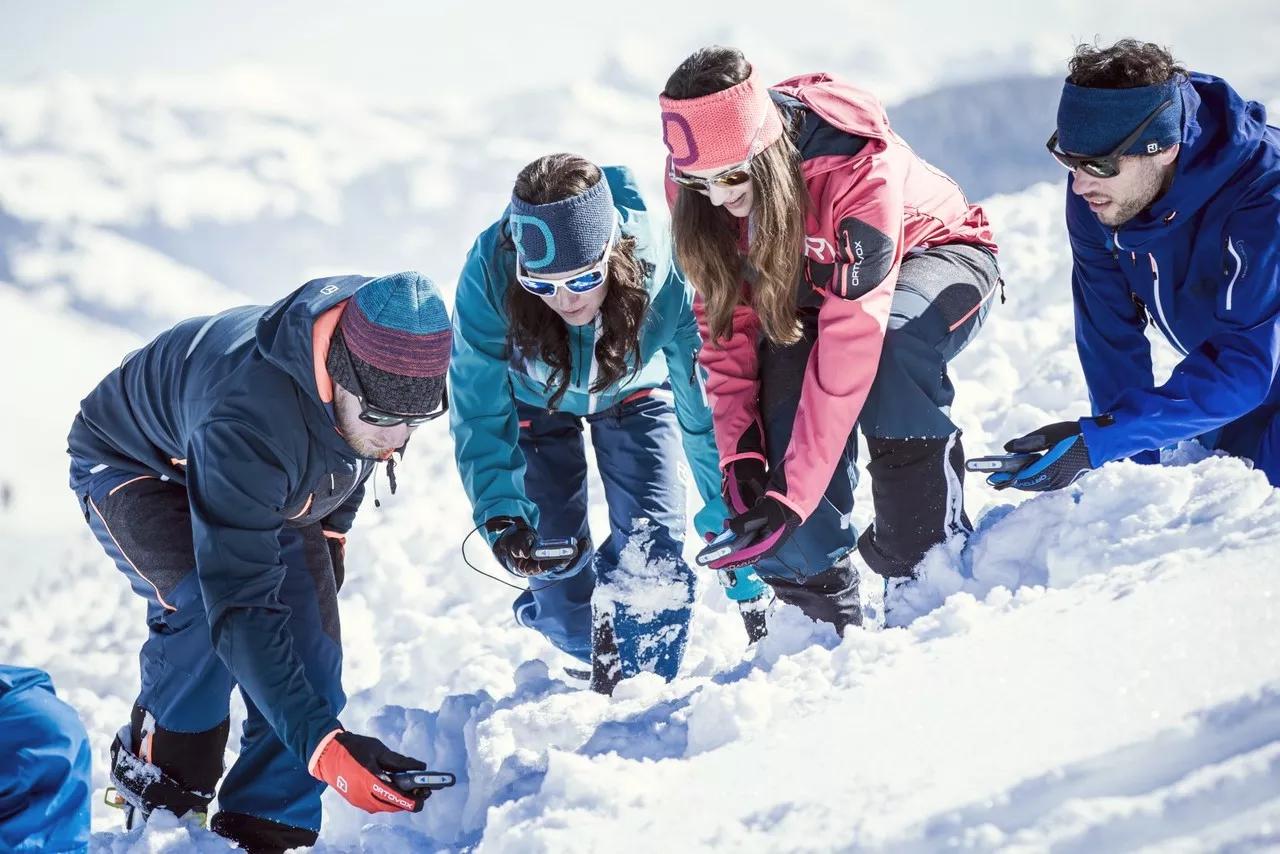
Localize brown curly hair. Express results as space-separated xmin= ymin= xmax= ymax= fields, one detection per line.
xmin=504 ymin=153 xmax=651 ymax=410
xmin=1068 ymin=39 xmax=1187 ymax=88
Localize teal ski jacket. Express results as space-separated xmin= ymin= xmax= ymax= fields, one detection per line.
xmin=450 ymin=166 xmax=728 ymax=538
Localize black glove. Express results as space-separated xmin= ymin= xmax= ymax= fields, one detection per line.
xmin=486 ymin=517 xmax=542 ymax=577
xmin=989 ymin=419 xmax=1097 ymax=492
xmin=722 ymin=457 xmax=768 ymax=515
xmin=708 ymin=496 xmax=801 ymax=571
xmin=324 ymin=533 xmax=346 ymax=592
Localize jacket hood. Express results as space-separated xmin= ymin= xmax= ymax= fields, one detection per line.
xmin=1110 ymin=73 xmax=1268 ymax=251
xmin=770 ymin=74 xmax=892 ymax=150
xmin=254 ymin=275 xmax=373 ymax=406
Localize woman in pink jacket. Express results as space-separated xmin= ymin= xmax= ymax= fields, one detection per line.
xmin=660 ymin=47 xmax=1001 ymax=630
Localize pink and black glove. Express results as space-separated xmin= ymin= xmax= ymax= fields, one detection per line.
xmin=722 ymin=420 xmax=769 ymax=514
xmin=708 ymin=496 xmax=800 ymax=571
xmin=309 ymin=730 xmax=428 ymax=814
xmin=722 ymin=457 xmax=768 ymax=514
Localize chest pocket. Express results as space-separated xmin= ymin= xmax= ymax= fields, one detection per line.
xmin=283 ymin=461 xmax=369 ymax=528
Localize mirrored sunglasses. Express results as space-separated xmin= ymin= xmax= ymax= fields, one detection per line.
xmin=516 ymin=221 xmax=617 ymax=297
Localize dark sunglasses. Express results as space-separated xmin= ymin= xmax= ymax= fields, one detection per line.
xmin=1045 ymin=98 xmax=1175 ymax=179
xmin=337 ymin=344 xmax=448 ymax=427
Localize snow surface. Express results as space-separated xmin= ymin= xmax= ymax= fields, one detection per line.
xmin=2 ymin=55 xmax=1280 ymax=854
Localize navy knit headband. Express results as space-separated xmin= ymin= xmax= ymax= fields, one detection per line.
xmin=1057 ymin=78 xmax=1185 ymax=157
xmin=509 ymin=175 xmax=616 ymax=275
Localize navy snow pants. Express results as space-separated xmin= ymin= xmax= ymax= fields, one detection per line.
xmin=0 ymin=665 xmax=91 ymax=853
xmin=71 ymin=461 xmax=342 ymax=843
xmin=754 ymin=244 xmax=1000 ymax=623
xmin=511 ymin=390 xmax=696 ymax=682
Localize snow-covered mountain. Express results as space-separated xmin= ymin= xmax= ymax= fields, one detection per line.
xmin=2 ymin=61 xmax=1279 ymax=852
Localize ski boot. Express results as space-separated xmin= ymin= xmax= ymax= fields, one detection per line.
xmin=105 ymin=725 xmax=212 ymax=828
xmin=718 ymin=566 xmax=773 ymax=643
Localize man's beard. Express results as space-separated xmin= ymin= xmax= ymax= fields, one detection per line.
xmin=1100 ymin=162 xmax=1168 ymax=227
xmin=340 ymin=428 xmax=396 ymax=459
xmin=333 ymin=390 xmax=405 ymax=459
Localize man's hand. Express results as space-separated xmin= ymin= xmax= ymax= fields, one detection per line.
xmin=989 ymin=420 xmax=1096 ymax=492
xmin=309 ymin=730 xmax=429 ymax=814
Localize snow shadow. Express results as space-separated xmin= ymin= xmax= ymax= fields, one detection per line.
xmin=903 ymin=682 xmax=1280 ymax=852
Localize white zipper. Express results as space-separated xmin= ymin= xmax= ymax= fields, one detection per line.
xmin=1226 ymin=237 xmax=1242 ymax=311
xmin=586 ymin=316 xmax=602 ymax=414
xmin=1147 ymin=253 xmax=1189 ymax=355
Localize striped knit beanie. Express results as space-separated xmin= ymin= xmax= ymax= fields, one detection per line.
xmin=326 ymin=271 xmax=451 ymax=416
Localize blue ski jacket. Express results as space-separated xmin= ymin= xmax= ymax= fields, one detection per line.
xmin=0 ymin=665 xmax=90 ymax=852
xmin=450 ymin=166 xmax=729 ymax=538
xmin=67 ymin=276 xmax=389 ymax=765
xmin=1070 ymin=73 xmax=1280 ymax=475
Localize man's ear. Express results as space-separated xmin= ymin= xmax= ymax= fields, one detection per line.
xmin=1155 ymin=143 xmax=1180 ymax=168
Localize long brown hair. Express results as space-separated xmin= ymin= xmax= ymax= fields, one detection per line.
xmin=664 ymin=46 xmax=809 ymax=346
xmin=504 ymin=153 xmax=650 ymax=410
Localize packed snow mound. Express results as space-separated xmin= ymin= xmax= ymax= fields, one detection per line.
xmin=2 ymin=165 xmax=1279 ymax=851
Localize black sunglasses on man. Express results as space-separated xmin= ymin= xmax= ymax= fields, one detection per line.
xmin=1046 ymin=99 xmax=1175 ymax=179
xmin=336 ymin=343 xmax=448 ymax=427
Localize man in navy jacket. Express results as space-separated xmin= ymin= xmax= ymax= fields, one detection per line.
xmin=69 ymin=272 xmax=451 ymax=849
xmin=989 ymin=39 xmax=1280 ymax=492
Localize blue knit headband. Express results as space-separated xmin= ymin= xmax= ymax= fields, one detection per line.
xmin=1057 ymin=79 xmax=1184 ymax=157
xmin=509 ymin=176 xmax=616 ymax=275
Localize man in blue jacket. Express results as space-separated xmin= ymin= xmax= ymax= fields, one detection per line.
xmin=69 ymin=272 xmax=451 ymax=849
xmin=0 ymin=665 xmax=91 ymax=852
xmin=988 ymin=40 xmax=1280 ymax=492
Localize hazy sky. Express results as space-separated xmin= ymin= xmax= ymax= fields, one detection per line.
xmin=4 ymin=0 xmax=1279 ymax=102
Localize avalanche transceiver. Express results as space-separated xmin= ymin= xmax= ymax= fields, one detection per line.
xmin=532 ymin=538 xmax=578 ymax=561
xmin=389 ymin=770 xmax=457 ymax=792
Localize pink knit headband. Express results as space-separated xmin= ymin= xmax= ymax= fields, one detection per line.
xmin=659 ymin=69 xmax=784 ymax=172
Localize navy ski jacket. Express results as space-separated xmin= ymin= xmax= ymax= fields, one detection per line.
xmin=68 ymin=276 xmax=382 ymax=764
xmin=1070 ymin=73 xmax=1280 ymax=477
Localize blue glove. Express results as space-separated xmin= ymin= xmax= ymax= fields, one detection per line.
xmin=988 ymin=420 xmax=1097 ymax=492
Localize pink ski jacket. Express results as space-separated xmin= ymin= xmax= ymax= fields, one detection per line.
xmin=668 ymin=73 xmax=998 ymax=521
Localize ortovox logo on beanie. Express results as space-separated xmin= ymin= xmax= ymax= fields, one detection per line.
xmin=326 ymin=271 xmax=452 ymax=416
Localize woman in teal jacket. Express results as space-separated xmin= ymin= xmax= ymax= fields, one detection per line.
xmin=450 ymin=154 xmax=766 ymax=693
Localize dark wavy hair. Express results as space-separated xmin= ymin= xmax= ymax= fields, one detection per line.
xmin=1068 ymin=39 xmax=1186 ymax=88
xmin=504 ymin=153 xmax=650 ymax=410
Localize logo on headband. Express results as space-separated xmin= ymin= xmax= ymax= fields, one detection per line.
xmin=509 ymin=214 xmax=557 ymax=270
xmin=660 ymin=112 xmax=700 ymax=168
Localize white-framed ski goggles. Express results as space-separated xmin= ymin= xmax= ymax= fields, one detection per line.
xmin=516 ymin=220 xmax=620 ymax=297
